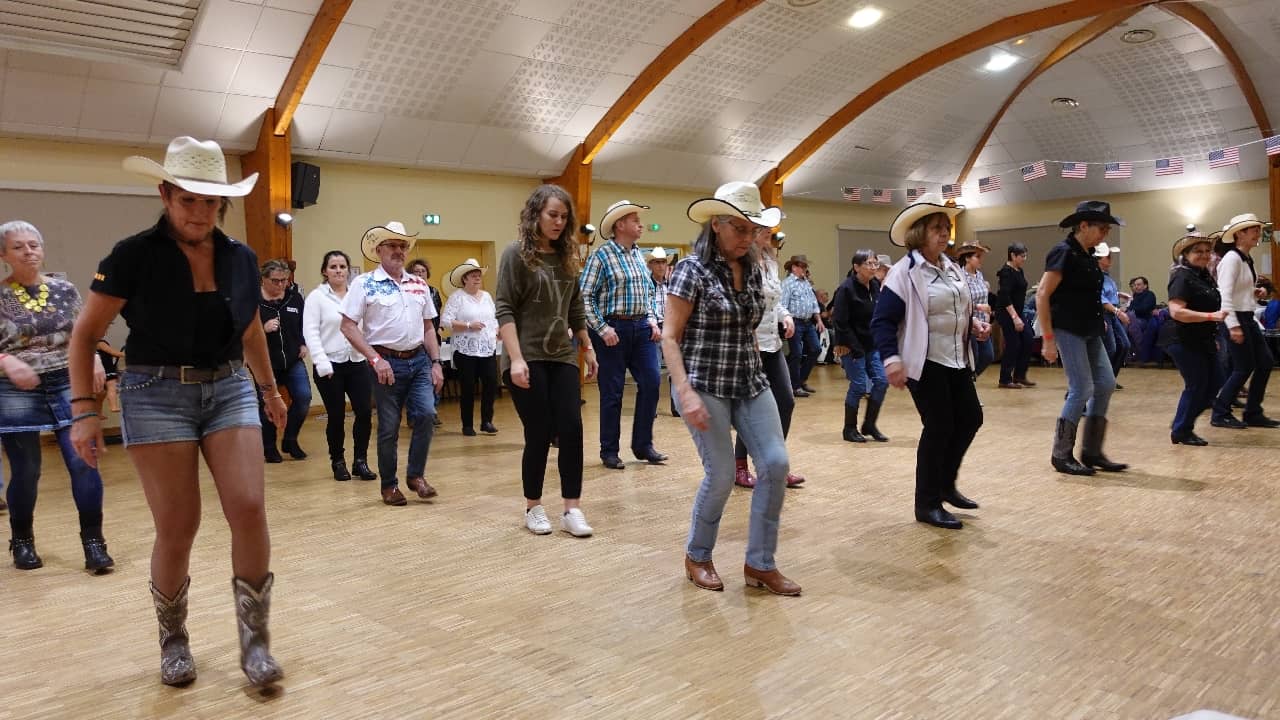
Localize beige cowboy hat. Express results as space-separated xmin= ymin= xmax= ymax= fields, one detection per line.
xmin=1220 ymin=213 xmax=1270 ymax=244
xmin=955 ymin=241 xmax=991 ymax=259
xmin=360 ymin=221 xmax=418 ymax=262
xmin=1093 ymin=242 xmax=1120 ymax=258
xmin=123 ymin=136 xmax=258 ymax=197
xmin=889 ymin=193 xmax=963 ymax=247
xmin=1171 ymin=233 xmax=1212 ymax=261
xmin=687 ymin=181 xmax=783 ymax=228
xmin=783 ymin=254 xmax=809 ymax=273
xmin=447 ymin=258 xmax=486 ymax=288
xmin=646 ymin=246 xmax=674 ymax=264
xmin=598 ymin=200 xmax=650 ymax=240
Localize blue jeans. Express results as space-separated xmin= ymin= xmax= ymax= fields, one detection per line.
xmin=1055 ymin=329 xmax=1114 ymax=423
xmin=971 ymin=338 xmax=994 ymax=377
xmin=1165 ymin=343 xmax=1224 ymax=436
xmin=1213 ymin=315 xmax=1274 ymax=421
xmin=121 ymin=366 xmax=260 ymax=445
xmin=589 ymin=318 xmax=660 ymax=457
xmin=735 ymin=349 xmax=793 ymax=459
xmin=841 ymin=350 xmax=888 ymax=407
xmin=259 ymin=360 xmax=312 ymax=450
xmin=373 ymin=353 xmax=436 ymax=488
xmin=684 ymin=388 xmax=789 ymax=571
xmin=787 ymin=320 xmax=821 ymax=388
xmin=1101 ymin=314 xmax=1131 ymax=378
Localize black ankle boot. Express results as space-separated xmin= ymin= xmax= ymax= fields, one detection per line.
xmin=332 ymin=460 xmax=351 ymax=481
xmin=80 ymin=529 xmax=115 ymax=574
xmin=9 ymin=535 xmax=42 ymax=570
xmin=351 ymin=459 xmax=377 ymax=481
xmin=860 ymin=398 xmax=889 ymax=442
xmin=281 ymin=439 xmax=307 ymax=460
xmin=842 ymin=404 xmax=866 ymax=443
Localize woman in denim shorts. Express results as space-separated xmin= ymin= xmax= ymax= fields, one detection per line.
xmin=67 ymin=137 xmax=286 ymax=689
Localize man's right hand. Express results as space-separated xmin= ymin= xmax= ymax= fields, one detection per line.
xmin=372 ymin=357 xmax=395 ymax=384
xmin=601 ymin=326 xmax=620 ymax=347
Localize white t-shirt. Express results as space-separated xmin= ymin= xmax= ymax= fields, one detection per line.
xmin=340 ymin=265 xmax=437 ymax=352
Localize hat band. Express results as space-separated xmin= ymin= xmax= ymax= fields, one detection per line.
xmin=170 ymin=171 xmax=230 ymax=184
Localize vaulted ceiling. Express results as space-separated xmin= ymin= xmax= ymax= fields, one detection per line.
xmin=0 ymin=0 xmax=1277 ymax=208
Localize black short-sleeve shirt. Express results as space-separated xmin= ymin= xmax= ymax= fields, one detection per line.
xmin=1045 ymin=234 xmax=1104 ymax=337
xmin=91 ymin=219 xmax=260 ymax=367
xmin=1160 ymin=265 xmax=1220 ymax=353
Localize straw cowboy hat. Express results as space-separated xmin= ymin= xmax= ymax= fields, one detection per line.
xmin=955 ymin=241 xmax=991 ymax=259
xmin=1058 ymin=199 xmax=1124 ymax=229
xmin=889 ymin=193 xmax=963 ymax=247
xmin=646 ymin=247 xmax=674 ymax=264
xmin=448 ymin=258 xmax=486 ymax=288
xmin=1220 ymin=213 xmax=1269 ymax=244
xmin=687 ymin=181 xmax=783 ymax=227
xmin=360 ymin=221 xmax=418 ymax=262
xmin=123 ymin=136 xmax=258 ymax=197
xmin=598 ymin=200 xmax=650 ymax=240
xmin=1093 ymin=242 xmax=1120 ymax=258
xmin=783 ymin=254 xmax=809 ymax=273
xmin=1171 ymin=233 xmax=1212 ymax=261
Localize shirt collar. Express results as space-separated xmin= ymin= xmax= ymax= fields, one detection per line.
xmin=371 ymin=265 xmax=421 ymax=284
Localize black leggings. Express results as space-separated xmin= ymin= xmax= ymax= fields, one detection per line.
xmin=906 ymin=361 xmax=983 ymax=510
xmin=453 ymin=352 xmax=497 ymax=430
xmin=505 ymin=361 xmax=583 ymax=500
xmin=313 ymin=361 xmax=374 ymax=463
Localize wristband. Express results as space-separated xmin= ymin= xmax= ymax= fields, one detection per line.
xmin=70 ymin=395 xmax=97 ymax=404
xmin=71 ymin=411 xmax=99 ymax=424
xmin=1043 ymin=333 xmax=1054 ymax=341
xmin=267 ymin=393 xmax=284 ymax=400
xmin=370 ymin=355 xmax=384 ymax=365
xmin=431 ymin=358 xmax=442 ymax=365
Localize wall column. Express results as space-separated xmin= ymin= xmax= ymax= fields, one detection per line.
xmin=240 ymin=108 xmax=293 ymax=262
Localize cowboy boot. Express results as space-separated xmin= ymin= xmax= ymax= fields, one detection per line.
xmin=1080 ymin=416 xmax=1128 ymax=472
xmin=80 ymin=527 xmax=114 ymax=574
xmin=1051 ymin=418 xmax=1094 ymax=476
xmin=842 ymin=403 xmax=866 ymax=443
xmin=734 ymin=458 xmax=756 ymax=489
xmin=860 ymin=397 xmax=889 ymax=442
xmin=150 ymin=577 xmax=197 ymax=686
xmin=232 ymin=573 xmax=284 ymax=687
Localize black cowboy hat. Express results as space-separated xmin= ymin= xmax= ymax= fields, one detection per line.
xmin=1059 ymin=200 xmax=1124 ymax=229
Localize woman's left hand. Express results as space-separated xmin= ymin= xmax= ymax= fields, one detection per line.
xmin=886 ymin=361 xmax=906 ymax=389
xmin=70 ymin=416 xmax=105 ymax=468
xmin=973 ymin=319 xmax=991 ymax=342
xmin=265 ymin=395 xmax=287 ymax=428
xmin=782 ymin=316 xmax=795 ymax=339
xmin=92 ymin=356 xmax=107 ymax=394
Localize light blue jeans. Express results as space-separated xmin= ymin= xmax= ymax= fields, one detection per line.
xmin=683 ymin=387 xmax=789 ymax=571
xmin=1055 ymin=328 xmax=1115 ymax=423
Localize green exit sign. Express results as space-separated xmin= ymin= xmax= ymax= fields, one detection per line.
xmin=649 ymin=223 xmax=661 ymax=231
xmin=423 ymin=214 xmax=441 ymax=225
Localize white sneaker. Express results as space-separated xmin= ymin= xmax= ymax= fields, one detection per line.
xmin=524 ymin=505 xmax=552 ymax=535
xmin=561 ymin=508 xmax=593 ymax=537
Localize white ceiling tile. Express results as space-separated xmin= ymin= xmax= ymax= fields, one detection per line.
xmin=246 ymin=7 xmax=313 ymax=57
xmin=1195 ymin=66 xmax=1236 ymax=91
xmin=738 ymin=72 xmax=791 ymax=105
xmin=370 ymin=115 xmax=430 ymax=160
xmin=151 ymin=87 xmax=226 ymax=139
xmin=5 ymin=50 xmax=89 ymax=76
xmin=462 ymin=126 xmax=517 ymax=167
xmin=417 ymin=120 xmax=477 ymax=165
xmin=322 ymin=23 xmax=375 ymax=68
xmin=90 ymin=62 xmax=164 ymax=85
xmin=1206 ymin=85 xmax=1249 ymax=112
xmin=80 ymin=80 xmax=160 ymax=134
xmin=434 ymin=86 xmax=502 ymax=124
xmin=229 ymin=53 xmax=292 ymax=97
xmin=320 ymin=108 xmax=382 ymax=153
xmin=482 ymin=14 xmax=551 ymax=58
xmin=639 ymin=11 xmax=696 ymax=46
xmin=1183 ymin=48 xmax=1226 ymax=73
xmin=301 ymin=64 xmax=353 ymax=106
xmin=290 ymin=103 xmax=332 ymax=148
xmin=611 ymin=42 xmax=664 ymax=76
xmin=459 ymin=51 xmax=526 ymax=95
xmin=165 ymin=44 xmax=242 ymax=93
xmin=585 ymin=73 xmax=635 ymax=107
xmin=544 ymin=134 xmax=584 ymax=171
xmin=1 ymin=122 xmax=78 ymax=139
xmin=1 ymin=70 xmax=84 ymax=126
xmin=770 ymin=47 xmax=823 ymax=79
xmin=511 ymin=0 xmax=575 ymax=23
xmin=504 ymin=130 xmax=558 ymax=171
xmin=345 ymin=0 xmax=396 ymax=28
xmin=195 ymin=0 xmax=264 ymax=50
xmin=712 ymin=99 xmax=762 ymax=132
xmin=977 ymin=144 xmax=1012 ymax=167
xmin=78 ymin=128 xmax=151 ymax=144
xmin=215 ymin=94 xmax=268 ymax=147
xmin=685 ymin=124 xmax=733 ymax=155
xmin=266 ymin=0 xmax=321 ymax=12
xmin=560 ymin=104 xmax=607 ymax=137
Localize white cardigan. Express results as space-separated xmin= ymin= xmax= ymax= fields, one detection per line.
xmin=1216 ymin=249 xmax=1257 ymax=330
xmin=303 ymin=284 xmax=365 ymax=377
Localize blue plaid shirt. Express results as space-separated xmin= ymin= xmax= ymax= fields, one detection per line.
xmin=579 ymin=240 xmax=657 ymax=333
xmin=780 ymin=274 xmax=820 ymax=320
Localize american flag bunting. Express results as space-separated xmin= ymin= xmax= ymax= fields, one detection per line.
xmin=841 ymin=186 xmax=862 ymax=202
xmin=871 ymin=189 xmax=891 ymax=204
xmin=1208 ymin=147 xmax=1239 ymax=168
xmin=1265 ymin=136 xmax=1280 ymax=157
xmin=1021 ymin=162 xmax=1047 ymax=182
xmin=1154 ymin=157 xmax=1183 ymax=176
xmin=978 ymin=175 xmax=1001 ymax=193
xmin=1104 ymin=162 xmax=1132 ymax=179
xmin=1060 ymin=162 xmax=1087 ymax=179
xmin=941 ymin=184 xmax=961 ymax=200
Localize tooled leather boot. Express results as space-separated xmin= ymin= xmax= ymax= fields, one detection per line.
xmin=150 ymin=577 xmax=197 ymax=686
xmin=1051 ymin=418 xmax=1094 ymax=476
xmin=233 ymin=573 xmax=284 ymax=687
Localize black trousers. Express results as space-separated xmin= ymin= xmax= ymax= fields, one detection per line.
xmin=313 ymin=360 xmax=374 ymax=463
xmin=906 ymin=361 xmax=983 ymax=510
xmin=505 ymin=361 xmax=583 ymax=500
xmin=1213 ymin=316 xmax=1274 ymax=421
xmin=453 ymin=352 xmax=497 ymax=430
xmin=996 ymin=311 xmax=1032 ymax=384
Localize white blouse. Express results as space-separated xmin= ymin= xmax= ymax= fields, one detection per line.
xmin=923 ymin=261 xmax=970 ymax=370
xmin=303 ymin=283 xmax=365 ymax=377
xmin=440 ymin=289 xmax=498 ymax=357
xmin=753 ymin=255 xmax=792 ymax=353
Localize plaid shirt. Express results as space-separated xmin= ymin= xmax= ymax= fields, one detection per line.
xmin=580 ymin=240 xmax=656 ymax=333
xmin=780 ymin=274 xmax=820 ymax=319
xmin=667 ymin=251 xmax=767 ymax=399
xmin=651 ymin=278 xmax=668 ymax=324
xmin=963 ymin=268 xmax=989 ymax=322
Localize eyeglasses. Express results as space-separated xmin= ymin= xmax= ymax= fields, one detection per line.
xmin=719 ymin=220 xmax=769 ymax=238
xmin=266 ymin=277 xmax=290 ymax=285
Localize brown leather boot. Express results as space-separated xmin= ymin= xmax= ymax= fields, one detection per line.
xmin=150 ymin=577 xmax=197 ymax=686
xmin=684 ymin=555 xmax=723 ymax=591
xmin=232 ymin=573 xmax=284 ymax=687
xmin=743 ymin=565 xmax=801 ymax=596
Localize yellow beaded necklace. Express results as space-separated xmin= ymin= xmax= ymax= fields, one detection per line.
xmin=9 ymin=279 xmax=51 ymax=313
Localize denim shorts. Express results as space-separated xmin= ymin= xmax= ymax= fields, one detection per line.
xmin=118 ymin=366 xmax=260 ymax=446
xmin=0 ymin=367 xmax=74 ymax=433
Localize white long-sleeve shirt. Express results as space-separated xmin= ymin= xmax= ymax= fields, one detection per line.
xmin=1216 ymin=249 xmax=1257 ymax=329
xmin=303 ymin=284 xmax=365 ymax=377
xmin=753 ymin=255 xmax=792 ymax=353
xmin=439 ymin=288 xmax=498 ymax=357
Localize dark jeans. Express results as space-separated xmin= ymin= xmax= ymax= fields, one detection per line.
xmin=971 ymin=337 xmax=994 ymax=377
xmin=996 ymin=311 xmax=1031 ymax=384
xmin=1166 ymin=343 xmax=1224 ymax=436
xmin=453 ymin=352 xmax=497 ymax=430
xmin=1101 ymin=313 xmax=1131 ymax=378
xmin=505 ymin=361 xmax=583 ymax=500
xmin=3 ymin=429 xmax=104 ymax=535
xmin=373 ymin=353 xmax=436 ymax=489
xmin=787 ymin=320 xmax=821 ymax=388
xmin=1213 ymin=316 xmax=1274 ymax=421
xmin=906 ymin=361 xmax=983 ymax=511
xmin=589 ymin=318 xmax=660 ymax=457
xmin=313 ymin=360 xmax=373 ymax=463
xmin=260 ymin=360 xmax=312 ymax=451
xmin=735 ymin=349 xmax=794 ymax=459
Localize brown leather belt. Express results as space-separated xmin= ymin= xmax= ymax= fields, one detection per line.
xmin=126 ymin=361 xmax=242 ymax=384
xmin=372 ymin=345 xmax=423 ymax=359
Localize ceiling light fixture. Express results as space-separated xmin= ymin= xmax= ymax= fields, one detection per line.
xmin=984 ymin=52 xmax=1018 ymax=72
xmin=1121 ymin=28 xmax=1156 ymax=44
xmin=1014 ymin=37 xmax=1028 ymax=46
xmin=1051 ymin=97 xmax=1080 ymax=109
xmin=847 ymin=7 xmax=883 ymax=29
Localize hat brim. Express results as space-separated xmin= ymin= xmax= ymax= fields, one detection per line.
xmin=956 ymin=244 xmax=991 ymax=257
xmin=1221 ymin=219 xmax=1266 ymax=244
xmin=1172 ymin=235 xmax=1212 ymax=261
xmin=889 ymin=203 xmax=964 ymax=247
xmin=687 ymin=198 xmax=782 ymax=228
xmin=1058 ymin=210 xmax=1125 ymax=229
xmin=448 ymin=264 xmax=486 ymax=288
xmin=123 ymin=155 xmax=258 ymax=198
xmin=598 ymin=203 xmax=649 ymax=240
xmin=360 ymin=226 xmax=419 ymax=262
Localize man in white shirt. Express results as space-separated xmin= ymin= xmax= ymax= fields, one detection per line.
xmin=341 ymin=222 xmax=445 ymax=506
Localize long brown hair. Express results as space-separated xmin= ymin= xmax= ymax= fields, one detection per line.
xmin=518 ymin=184 xmax=579 ymax=275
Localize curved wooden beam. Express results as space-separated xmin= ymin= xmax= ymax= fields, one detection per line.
xmin=272 ymin=0 xmax=352 ymax=136
xmin=768 ymin=0 xmax=1153 ymax=188
xmin=955 ymin=7 xmax=1141 ymax=186
xmin=1158 ymin=1 xmax=1272 ymax=138
xmin=581 ymin=0 xmax=764 ymax=164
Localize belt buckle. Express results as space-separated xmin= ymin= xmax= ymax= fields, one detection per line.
xmin=178 ymin=365 xmax=199 ymax=384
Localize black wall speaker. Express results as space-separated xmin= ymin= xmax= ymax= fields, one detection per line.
xmin=290 ymin=161 xmax=320 ymax=209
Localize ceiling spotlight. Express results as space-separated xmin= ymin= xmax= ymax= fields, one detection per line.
xmin=275 ymin=212 xmax=294 ymax=227
xmin=579 ymin=223 xmax=596 ymax=236
xmin=1013 ymin=36 xmax=1028 ymax=46
xmin=1186 ymin=224 xmax=1197 ymax=232
xmin=847 ymin=6 xmax=883 ymax=29
xmin=1051 ymin=97 xmax=1080 ymax=110
xmin=984 ymin=52 xmax=1018 ymax=72
xmin=1121 ymin=28 xmax=1156 ymax=44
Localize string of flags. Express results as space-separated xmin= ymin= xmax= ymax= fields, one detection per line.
xmin=838 ymin=134 xmax=1280 ymax=204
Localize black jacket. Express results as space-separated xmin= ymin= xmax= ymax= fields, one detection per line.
xmin=260 ymin=286 xmax=305 ymax=374
xmin=831 ymin=275 xmax=879 ymax=357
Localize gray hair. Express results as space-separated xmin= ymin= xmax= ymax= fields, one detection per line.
xmin=260 ymin=258 xmax=291 ymax=278
xmin=0 ymin=220 xmax=43 ymax=246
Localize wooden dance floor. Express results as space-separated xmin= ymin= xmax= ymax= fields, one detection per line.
xmin=3 ymin=365 xmax=1278 ymax=719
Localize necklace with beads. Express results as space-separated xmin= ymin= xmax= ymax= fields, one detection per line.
xmin=9 ymin=279 xmax=52 ymax=313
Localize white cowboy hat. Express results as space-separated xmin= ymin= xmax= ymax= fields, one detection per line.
xmin=123 ymin=136 xmax=258 ymax=197
xmin=598 ymin=200 xmax=650 ymax=240
xmin=1221 ymin=213 xmax=1268 ymax=244
xmin=360 ymin=221 xmax=418 ymax=262
xmin=646 ymin=246 xmax=673 ymax=263
xmin=687 ymin=181 xmax=783 ymax=227
xmin=448 ymin=258 xmax=486 ymax=288
xmin=1093 ymin=242 xmax=1120 ymax=258
xmin=889 ymin=193 xmax=963 ymax=247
